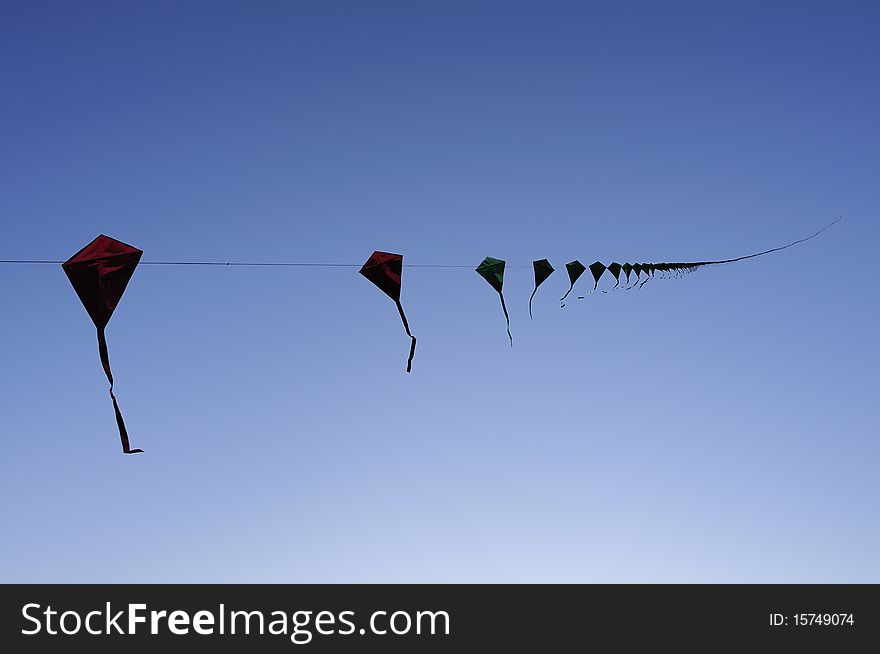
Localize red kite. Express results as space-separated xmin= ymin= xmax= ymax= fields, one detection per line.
xmin=63 ymin=235 xmax=143 ymax=454
xmin=360 ymin=251 xmax=417 ymax=372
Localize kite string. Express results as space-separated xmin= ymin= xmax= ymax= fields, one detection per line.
xmin=687 ymin=216 xmax=844 ymax=267
xmin=0 ymin=259 xmax=525 ymax=268
xmin=0 ymin=216 xmax=843 ymax=268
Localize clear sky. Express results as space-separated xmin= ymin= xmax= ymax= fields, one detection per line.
xmin=1 ymin=0 xmax=877 ymax=582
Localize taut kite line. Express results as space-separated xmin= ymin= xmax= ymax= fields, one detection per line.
xmin=578 ymin=217 xmax=843 ymax=294
xmin=559 ymin=260 xmax=586 ymax=305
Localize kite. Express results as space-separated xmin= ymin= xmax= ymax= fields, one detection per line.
xmin=63 ymin=235 xmax=143 ymax=454
xmin=588 ymin=261 xmax=606 ymax=291
xmin=529 ymin=259 xmax=554 ymax=319
xmin=632 ymin=263 xmax=643 ymax=287
xmin=476 ymin=256 xmax=512 ymax=346
xmin=559 ymin=260 xmax=586 ymax=303
xmin=621 ymin=263 xmax=633 ymax=287
xmin=607 ymin=262 xmax=622 ymax=288
xmin=359 ymin=251 xmax=417 ymax=372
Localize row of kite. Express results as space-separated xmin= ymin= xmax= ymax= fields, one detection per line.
xmin=475 ymin=255 xmax=717 ymax=348
xmin=42 ymin=218 xmax=840 ymax=454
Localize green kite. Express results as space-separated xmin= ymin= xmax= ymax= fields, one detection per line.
xmin=476 ymin=256 xmax=512 ymax=346
xmin=529 ymin=259 xmax=554 ymax=319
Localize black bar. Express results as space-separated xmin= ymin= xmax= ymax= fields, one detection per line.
xmin=1 ymin=584 xmax=876 ymax=651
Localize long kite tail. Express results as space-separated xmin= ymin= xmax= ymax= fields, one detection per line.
xmin=395 ymin=300 xmax=417 ymax=373
xmin=528 ymin=286 xmax=538 ymax=320
xmin=97 ymin=328 xmax=142 ymax=454
xmin=499 ymin=292 xmax=512 ymax=346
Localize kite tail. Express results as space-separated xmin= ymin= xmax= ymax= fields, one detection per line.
xmin=499 ymin=292 xmax=512 ymax=347
xmin=395 ymin=300 xmax=417 ymax=373
xmin=97 ymin=328 xmax=142 ymax=454
xmin=97 ymin=327 xmax=114 ymax=386
xmin=528 ymin=286 xmax=538 ymax=320
xmin=560 ymin=284 xmax=575 ymax=302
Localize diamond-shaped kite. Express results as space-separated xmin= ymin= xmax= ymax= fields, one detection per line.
xmin=476 ymin=256 xmax=512 ymax=346
xmin=560 ymin=260 xmax=586 ymax=303
xmin=589 ymin=261 xmax=607 ymax=291
xmin=360 ymin=251 xmax=417 ymax=372
xmin=529 ymin=259 xmax=554 ymax=319
xmin=622 ymin=262 xmax=633 ymax=286
xmin=607 ymin=262 xmax=622 ymax=288
xmin=63 ymin=235 xmax=143 ymax=454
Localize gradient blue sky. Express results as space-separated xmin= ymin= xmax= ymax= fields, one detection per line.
xmin=1 ymin=1 xmax=877 ymax=582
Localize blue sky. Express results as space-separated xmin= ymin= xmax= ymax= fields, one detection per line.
xmin=1 ymin=0 xmax=877 ymax=582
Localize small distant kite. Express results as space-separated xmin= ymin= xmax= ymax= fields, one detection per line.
xmin=476 ymin=256 xmax=512 ymax=345
xmin=588 ymin=261 xmax=606 ymax=292
xmin=360 ymin=251 xmax=417 ymax=372
xmin=560 ymin=260 xmax=586 ymax=304
xmin=621 ymin=263 xmax=633 ymax=288
xmin=607 ymin=262 xmax=623 ymax=288
xmin=63 ymin=235 xmax=143 ymax=454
